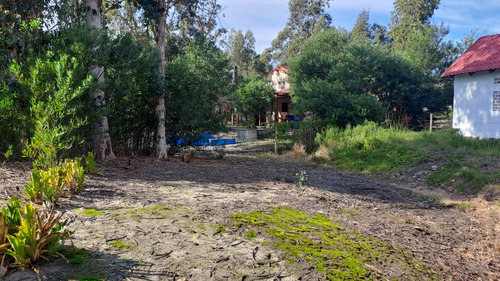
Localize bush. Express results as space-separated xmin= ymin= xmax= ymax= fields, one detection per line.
xmin=11 ymin=53 xmax=92 ymax=169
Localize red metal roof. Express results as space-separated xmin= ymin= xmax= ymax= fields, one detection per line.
xmin=442 ymin=34 xmax=500 ymax=78
xmin=266 ymin=65 xmax=289 ymax=78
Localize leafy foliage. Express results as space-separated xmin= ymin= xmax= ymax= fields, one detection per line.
xmin=12 ymin=53 xmax=92 ymax=169
xmin=289 ymin=30 xmax=387 ymax=128
xmin=232 ymin=74 xmax=273 ymax=127
xmin=165 ymin=40 xmax=232 ymax=147
xmin=104 ymin=34 xmax=160 ymax=155
xmin=83 ymin=152 xmax=99 ymax=175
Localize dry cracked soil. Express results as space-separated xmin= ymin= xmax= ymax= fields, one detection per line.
xmin=1 ymin=151 xmax=500 ymax=281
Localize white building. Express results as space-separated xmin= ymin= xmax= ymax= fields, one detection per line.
xmin=266 ymin=65 xmax=292 ymax=123
xmin=441 ymin=34 xmax=500 ymax=139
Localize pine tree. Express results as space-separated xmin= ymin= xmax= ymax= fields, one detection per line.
xmin=350 ymin=9 xmax=371 ymax=42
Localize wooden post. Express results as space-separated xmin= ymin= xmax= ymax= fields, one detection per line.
xmin=274 ymin=124 xmax=278 ymax=154
xmin=429 ymin=113 xmax=433 ymax=133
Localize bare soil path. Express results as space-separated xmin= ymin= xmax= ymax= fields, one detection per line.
xmin=1 ymin=154 xmax=499 ymax=280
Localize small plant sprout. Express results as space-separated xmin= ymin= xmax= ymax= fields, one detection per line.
xmin=295 ymin=170 xmax=308 ymax=189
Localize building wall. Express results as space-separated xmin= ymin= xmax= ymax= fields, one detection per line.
xmin=269 ymin=70 xmax=289 ymax=92
xmin=453 ymin=71 xmax=500 ymax=138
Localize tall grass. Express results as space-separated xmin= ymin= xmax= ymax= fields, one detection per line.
xmin=314 ymin=122 xmax=500 ymax=193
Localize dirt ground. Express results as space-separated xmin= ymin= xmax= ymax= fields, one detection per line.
xmin=1 ymin=150 xmax=500 ymax=280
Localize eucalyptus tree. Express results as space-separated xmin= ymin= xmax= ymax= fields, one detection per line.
xmin=225 ymin=29 xmax=258 ymax=78
xmin=270 ymin=0 xmax=332 ymax=64
xmin=177 ymin=0 xmax=225 ymax=41
xmin=85 ymin=0 xmax=115 ymax=160
xmin=134 ymin=0 xmax=224 ymax=159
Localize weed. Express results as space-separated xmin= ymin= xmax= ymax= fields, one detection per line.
xmin=83 ymin=152 xmax=99 ymax=175
xmin=295 ymin=170 xmax=308 ymax=189
xmin=213 ymin=225 xmax=226 ymax=235
xmin=315 ymin=123 xmax=500 ymax=193
xmin=245 ymin=230 xmax=257 ymax=239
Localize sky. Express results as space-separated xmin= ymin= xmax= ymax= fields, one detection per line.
xmin=217 ymin=0 xmax=500 ymax=54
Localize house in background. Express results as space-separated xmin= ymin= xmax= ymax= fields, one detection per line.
xmin=441 ymin=34 xmax=500 ymax=139
xmin=266 ymin=65 xmax=291 ymax=123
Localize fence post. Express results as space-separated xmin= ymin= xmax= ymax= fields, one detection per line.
xmin=429 ymin=113 xmax=433 ymax=133
xmin=274 ymin=125 xmax=278 ymax=154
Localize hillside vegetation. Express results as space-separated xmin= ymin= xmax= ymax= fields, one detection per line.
xmin=314 ymin=122 xmax=500 ymax=195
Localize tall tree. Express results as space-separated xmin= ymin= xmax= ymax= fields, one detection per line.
xmin=136 ymin=0 xmax=223 ymax=158
xmin=350 ymin=9 xmax=371 ymax=42
xmin=270 ymin=0 xmax=332 ymax=64
xmin=177 ymin=0 xmax=225 ymax=41
xmin=389 ymin=0 xmax=444 ymax=71
xmin=225 ymin=29 xmax=257 ymax=78
xmin=85 ymin=0 xmax=115 ymax=160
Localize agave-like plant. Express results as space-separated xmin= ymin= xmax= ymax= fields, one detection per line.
xmin=2 ymin=197 xmax=70 ymax=270
xmin=23 ymin=169 xmax=47 ymax=204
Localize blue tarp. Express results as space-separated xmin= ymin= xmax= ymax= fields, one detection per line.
xmin=174 ymin=133 xmax=236 ymax=146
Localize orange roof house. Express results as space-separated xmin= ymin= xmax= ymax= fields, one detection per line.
xmin=266 ymin=66 xmax=291 ymax=122
xmin=442 ymin=34 xmax=500 ymax=138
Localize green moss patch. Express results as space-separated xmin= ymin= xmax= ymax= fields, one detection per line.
xmin=81 ymin=209 xmax=104 ymax=216
xmin=232 ymin=206 xmax=434 ymax=280
xmin=137 ymin=204 xmax=170 ymax=216
xmin=109 ymin=240 xmax=133 ymax=250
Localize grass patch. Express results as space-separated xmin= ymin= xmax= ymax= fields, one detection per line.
xmin=81 ymin=209 xmax=104 ymax=216
xmin=60 ymin=247 xmax=94 ymax=265
xmin=232 ymin=206 xmax=434 ymax=280
xmin=245 ymin=230 xmax=258 ymax=239
xmin=453 ymin=202 xmax=475 ymax=210
xmin=314 ymin=122 xmax=500 ymax=193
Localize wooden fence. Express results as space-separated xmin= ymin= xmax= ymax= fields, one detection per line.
xmin=429 ymin=113 xmax=452 ymax=132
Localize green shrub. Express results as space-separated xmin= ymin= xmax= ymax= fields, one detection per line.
xmin=12 ymin=53 xmax=91 ymax=169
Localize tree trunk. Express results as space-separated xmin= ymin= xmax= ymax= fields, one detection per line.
xmin=86 ymin=0 xmax=115 ymax=160
xmin=154 ymin=0 xmax=168 ymax=159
